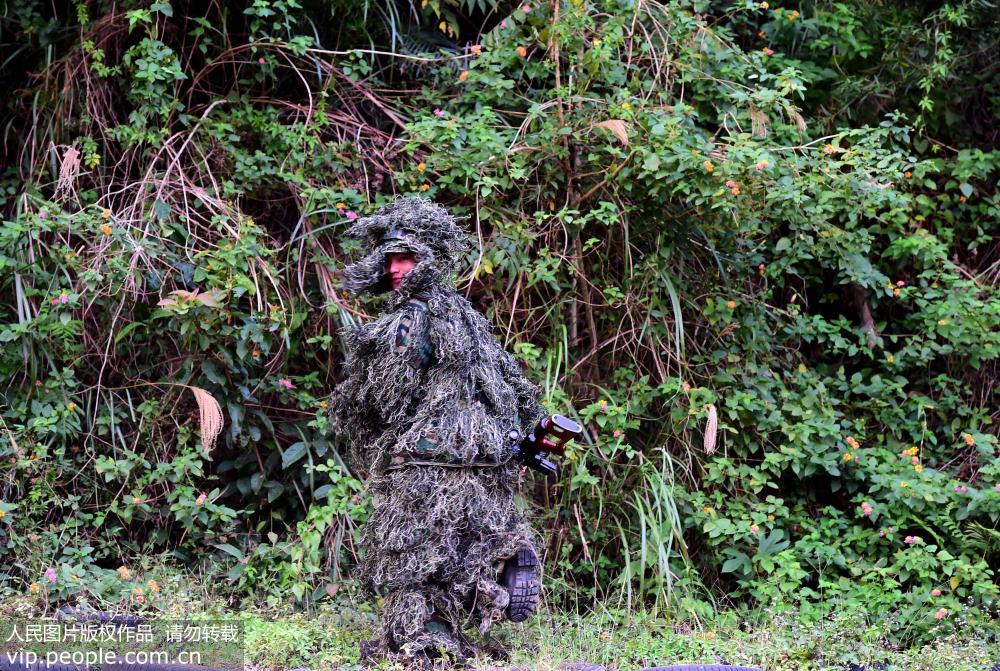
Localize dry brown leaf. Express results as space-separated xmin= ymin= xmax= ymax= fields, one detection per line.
xmin=157 ymin=289 xmax=225 ymax=308
xmin=190 ymin=386 xmax=224 ymax=454
xmin=594 ymin=119 xmax=630 ymax=146
xmin=703 ymin=403 xmax=718 ymax=454
xmin=749 ymin=107 xmax=769 ymax=138
xmin=790 ymin=110 xmax=807 ymax=132
xmin=194 ymin=290 xmax=224 ymax=307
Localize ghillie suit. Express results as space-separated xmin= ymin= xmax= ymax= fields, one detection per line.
xmin=328 ymin=197 xmax=545 ymax=664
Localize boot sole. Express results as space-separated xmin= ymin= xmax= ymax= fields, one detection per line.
xmin=502 ymin=547 xmax=540 ymax=623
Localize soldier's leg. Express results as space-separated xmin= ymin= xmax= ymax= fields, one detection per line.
xmin=378 ymin=587 xmax=473 ymax=663
xmin=467 ymin=543 xmax=541 ymax=628
xmin=473 ymin=572 xmax=511 ymax=634
xmin=462 ymin=474 xmax=542 ymax=628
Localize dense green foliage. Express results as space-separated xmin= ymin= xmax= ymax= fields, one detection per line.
xmin=1 ymin=0 xmax=998 ymax=647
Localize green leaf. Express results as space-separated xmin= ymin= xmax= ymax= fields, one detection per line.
xmin=758 ymin=529 xmax=790 ymax=556
xmin=212 ymin=543 xmax=243 ymax=560
xmin=282 ymin=441 xmax=308 ymax=469
xmin=114 ymin=321 xmax=144 ymax=343
xmin=265 ymin=481 xmax=285 ymax=503
xmin=721 ymin=557 xmax=745 ymax=573
xmin=150 ymin=2 xmax=173 ymax=17
xmin=153 ymin=199 xmax=171 ymax=221
xmin=721 ymin=550 xmax=750 ymax=574
xmin=226 ymin=562 xmax=245 ymax=580
xmin=202 ymin=360 xmax=226 ymax=385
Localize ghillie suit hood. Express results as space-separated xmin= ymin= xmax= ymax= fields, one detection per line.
xmin=329 ymin=197 xmax=546 ymax=664
xmin=340 ymin=196 xmax=471 ymax=309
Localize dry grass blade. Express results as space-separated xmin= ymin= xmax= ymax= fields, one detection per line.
xmin=703 ymin=403 xmax=718 ymax=454
xmin=190 ymin=386 xmax=224 ymax=454
xmin=0 ymin=415 xmax=20 ymax=457
xmin=54 ymin=144 xmax=81 ymax=200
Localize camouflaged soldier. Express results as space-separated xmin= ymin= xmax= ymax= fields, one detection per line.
xmin=328 ymin=197 xmax=543 ymax=663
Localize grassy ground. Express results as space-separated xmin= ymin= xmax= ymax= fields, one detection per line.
xmin=2 ymin=575 xmax=995 ymax=671
xmin=240 ymin=602 xmax=998 ymax=671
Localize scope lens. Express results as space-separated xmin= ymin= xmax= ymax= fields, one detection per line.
xmin=553 ymin=415 xmax=582 ymax=433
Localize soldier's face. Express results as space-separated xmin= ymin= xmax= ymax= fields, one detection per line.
xmin=385 ymin=252 xmax=417 ymax=290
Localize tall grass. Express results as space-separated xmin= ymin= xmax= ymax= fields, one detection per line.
xmin=615 ymin=447 xmax=697 ymax=619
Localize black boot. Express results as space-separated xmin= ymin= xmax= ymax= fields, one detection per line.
xmin=501 ymin=546 xmax=539 ymax=622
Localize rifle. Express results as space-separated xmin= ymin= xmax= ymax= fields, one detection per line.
xmin=509 ymin=415 xmax=582 ymax=476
